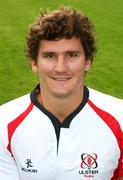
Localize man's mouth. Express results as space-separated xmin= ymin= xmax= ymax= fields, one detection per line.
xmin=51 ymin=77 xmax=71 ymax=81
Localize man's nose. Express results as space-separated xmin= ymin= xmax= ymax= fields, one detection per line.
xmin=54 ymin=56 xmax=68 ymax=73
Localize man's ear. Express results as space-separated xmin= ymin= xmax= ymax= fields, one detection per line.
xmin=85 ymin=59 xmax=92 ymax=72
xmin=30 ymin=59 xmax=38 ymax=73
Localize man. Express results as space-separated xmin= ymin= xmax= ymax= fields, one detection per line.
xmin=0 ymin=6 xmax=123 ymax=180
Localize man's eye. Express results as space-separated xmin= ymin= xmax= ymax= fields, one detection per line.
xmin=67 ymin=52 xmax=79 ymax=58
xmin=44 ymin=54 xmax=55 ymax=59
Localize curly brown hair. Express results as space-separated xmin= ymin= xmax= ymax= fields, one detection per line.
xmin=26 ymin=6 xmax=96 ymax=61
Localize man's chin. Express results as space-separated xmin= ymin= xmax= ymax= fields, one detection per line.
xmin=51 ymin=91 xmax=72 ymax=99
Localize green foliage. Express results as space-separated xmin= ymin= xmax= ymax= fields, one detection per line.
xmin=0 ymin=0 xmax=123 ymax=104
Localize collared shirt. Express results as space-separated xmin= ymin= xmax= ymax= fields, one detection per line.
xmin=0 ymin=85 xmax=123 ymax=180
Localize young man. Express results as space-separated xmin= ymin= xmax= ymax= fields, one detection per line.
xmin=0 ymin=6 xmax=123 ymax=180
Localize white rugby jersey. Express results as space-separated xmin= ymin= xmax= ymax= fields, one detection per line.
xmin=0 ymin=85 xmax=123 ymax=180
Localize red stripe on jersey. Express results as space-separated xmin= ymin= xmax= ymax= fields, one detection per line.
xmin=88 ymin=99 xmax=123 ymax=179
xmin=7 ymin=102 xmax=34 ymax=157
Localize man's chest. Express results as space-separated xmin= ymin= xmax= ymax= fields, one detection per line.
xmin=11 ymin=115 xmax=120 ymax=180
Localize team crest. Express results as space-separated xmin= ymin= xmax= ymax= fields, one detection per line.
xmin=79 ymin=153 xmax=99 ymax=178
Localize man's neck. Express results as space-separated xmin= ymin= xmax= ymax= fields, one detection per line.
xmin=37 ymin=88 xmax=84 ymax=123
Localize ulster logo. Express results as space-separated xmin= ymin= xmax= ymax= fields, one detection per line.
xmin=81 ymin=153 xmax=98 ymax=169
xmin=79 ymin=153 xmax=99 ymax=178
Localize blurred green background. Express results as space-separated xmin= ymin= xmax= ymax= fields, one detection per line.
xmin=0 ymin=0 xmax=123 ymax=105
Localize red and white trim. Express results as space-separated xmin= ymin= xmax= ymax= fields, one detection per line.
xmin=7 ymin=102 xmax=34 ymax=156
xmin=88 ymin=99 xmax=123 ymax=179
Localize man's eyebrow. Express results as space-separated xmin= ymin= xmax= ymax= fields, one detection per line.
xmin=41 ymin=50 xmax=81 ymax=55
xmin=41 ymin=51 xmax=56 ymax=55
xmin=65 ymin=50 xmax=80 ymax=54
xmin=66 ymin=50 xmax=80 ymax=52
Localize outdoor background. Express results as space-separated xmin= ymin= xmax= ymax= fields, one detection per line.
xmin=0 ymin=0 xmax=123 ymax=105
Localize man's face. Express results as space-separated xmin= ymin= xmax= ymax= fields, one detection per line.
xmin=31 ymin=37 xmax=91 ymax=98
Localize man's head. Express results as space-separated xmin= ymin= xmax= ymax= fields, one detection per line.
xmin=26 ymin=6 xmax=96 ymax=62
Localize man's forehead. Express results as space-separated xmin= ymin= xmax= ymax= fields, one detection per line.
xmin=39 ymin=37 xmax=84 ymax=53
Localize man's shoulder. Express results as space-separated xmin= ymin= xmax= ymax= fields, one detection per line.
xmin=0 ymin=94 xmax=31 ymax=124
xmin=88 ymin=87 xmax=123 ymax=105
xmin=88 ymin=87 xmax=123 ymax=129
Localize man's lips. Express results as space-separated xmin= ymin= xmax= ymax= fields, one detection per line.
xmin=51 ymin=77 xmax=71 ymax=81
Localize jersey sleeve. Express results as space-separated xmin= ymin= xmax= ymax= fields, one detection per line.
xmin=118 ymin=129 xmax=123 ymax=177
xmin=0 ymin=105 xmax=20 ymax=180
xmin=0 ymin=138 xmax=20 ymax=180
